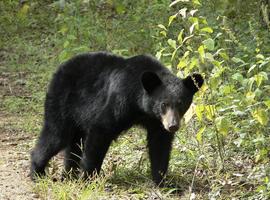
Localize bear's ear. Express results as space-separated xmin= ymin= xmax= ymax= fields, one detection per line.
xmin=183 ymin=73 xmax=204 ymax=93
xmin=141 ymin=71 xmax=162 ymax=94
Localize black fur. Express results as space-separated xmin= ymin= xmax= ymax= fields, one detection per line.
xmin=30 ymin=52 xmax=203 ymax=185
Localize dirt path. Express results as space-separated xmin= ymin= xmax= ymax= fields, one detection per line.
xmin=0 ymin=71 xmax=41 ymax=199
xmin=0 ymin=117 xmax=40 ymax=200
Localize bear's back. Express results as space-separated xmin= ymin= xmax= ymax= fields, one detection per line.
xmin=47 ymin=52 xmax=126 ymax=93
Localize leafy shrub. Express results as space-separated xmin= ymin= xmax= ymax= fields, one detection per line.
xmin=155 ymin=0 xmax=270 ymax=198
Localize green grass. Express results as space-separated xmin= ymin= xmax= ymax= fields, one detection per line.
xmin=31 ymin=129 xmax=209 ymax=199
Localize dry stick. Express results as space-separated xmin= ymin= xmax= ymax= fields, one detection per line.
xmin=208 ymin=81 xmax=224 ymax=164
xmin=189 ymin=155 xmax=203 ymax=199
xmin=190 ymin=74 xmax=225 ymax=196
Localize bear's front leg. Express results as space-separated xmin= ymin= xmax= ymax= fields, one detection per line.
xmin=147 ymin=127 xmax=174 ymax=186
xmin=81 ymin=131 xmax=113 ymax=179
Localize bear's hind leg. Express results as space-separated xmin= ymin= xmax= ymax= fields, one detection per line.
xmin=30 ymin=124 xmax=69 ymax=180
xmin=63 ymin=132 xmax=84 ymax=179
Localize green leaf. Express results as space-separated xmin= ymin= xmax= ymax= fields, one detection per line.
xmin=177 ymin=29 xmax=184 ymax=44
xmin=160 ymin=31 xmax=167 ymax=37
xmin=254 ymin=74 xmax=263 ymax=87
xmin=259 ymin=72 xmax=268 ymax=80
xmin=187 ymin=45 xmax=193 ymax=51
xmin=259 ymin=60 xmax=269 ymax=68
xmin=256 ymin=54 xmax=265 ymax=60
xmin=63 ymin=40 xmax=70 ymax=48
xmin=247 ymin=64 xmax=257 ymax=74
xmin=59 ymin=25 xmax=68 ymax=35
xmin=232 ymin=57 xmax=245 ymax=64
xmin=209 ymin=77 xmax=219 ymax=89
xmin=216 ymin=116 xmax=230 ymax=136
xmin=72 ymin=46 xmax=89 ymax=52
xmin=67 ymin=35 xmax=76 ymax=40
xmin=264 ymin=100 xmax=270 ymax=108
xmin=212 ymin=60 xmax=222 ymax=68
xmin=202 ymin=38 xmax=215 ymax=51
xmin=192 ymin=0 xmax=201 ymax=5
xmin=232 ymin=73 xmax=243 ymax=83
xmin=201 ymin=27 xmax=213 ymax=33
xmin=177 ymin=58 xmax=188 ymax=69
xmin=168 ymin=14 xmax=177 ymax=26
xmin=205 ymin=52 xmax=214 ymax=62
xmin=221 ymin=85 xmax=234 ymax=95
xmin=252 ymin=109 xmax=269 ymax=126
xmin=183 ymin=51 xmax=190 ymax=58
xmin=205 ymin=105 xmax=215 ymax=121
xmin=195 ymin=105 xmax=204 ymax=121
xmin=200 ymin=18 xmax=207 ymax=25
xmin=246 ymin=91 xmax=255 ymax=101
xmin=198 ymin=45 xmax=205 ymax=63
xmin=248 ymin=77 xmax=255 ymax=91
xmin=158 ymin=24 xmax=167 ymax=30
xmin=155 ymin=50 xmax=164 ymax=60
xmin=182 ymin=35 xmax=194 ymax=44
xmin=254 ymin=72 xmax=268 ymax=87
xmin=171 ymin=49 xmax=178 ymax=61
xmin=18 ymin=3 xmax=30 ymax=18
xmin=168 ymin=39 xmax=177 ymax=49
xmin=219 ymin=52 xmax=229 ymax=60
xmin=196 ymin=126 xmax=206 ymax=144
xmin=59 ymin=51 xmax=69 ymax=62
xmin=189 ymin=17 xmax=199 ymax=29
xmin=254 ymin=88 xmax=262 ymax=97
xmin=189 ymin=57 xmax=198 ymax=70
xmin=115 ymin=3 xmax=125 ymax=14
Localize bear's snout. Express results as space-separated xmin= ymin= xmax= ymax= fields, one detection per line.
xmin=161 ymin=107 xmax=180 ymax=133
xmin=168 ymin=123 xmax=179 ymax=133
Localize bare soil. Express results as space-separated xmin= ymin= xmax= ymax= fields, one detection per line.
xmin=0 ymin=72 xmax=40 ymax=199
xmin=0 ymin=115 xmax=40 ymax=200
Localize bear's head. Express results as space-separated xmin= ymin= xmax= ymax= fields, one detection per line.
xmin=141 ymin=71 xmax=203 ymax=133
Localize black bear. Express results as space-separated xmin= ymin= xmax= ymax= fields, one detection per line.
xmin=30 ymin=52 xmax=203 ymax=185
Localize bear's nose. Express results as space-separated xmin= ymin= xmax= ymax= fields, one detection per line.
xmin=168 ymin=124 xmax=179 ymax=133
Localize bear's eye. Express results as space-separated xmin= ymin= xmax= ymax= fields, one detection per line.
xmin=161 ymin=102 xmax=167 ymax=112
xmin=177 ymin=100 xmax=182 ymax=106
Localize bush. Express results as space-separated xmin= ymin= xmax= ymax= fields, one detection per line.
xmin=155 ymin=0 xmax=270 ymax=198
